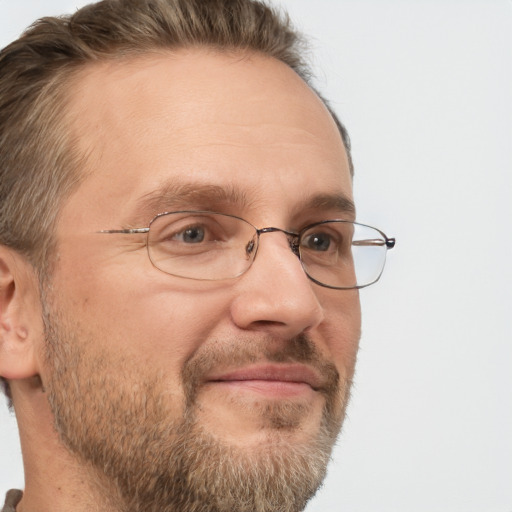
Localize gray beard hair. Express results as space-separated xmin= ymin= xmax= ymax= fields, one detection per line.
xmin=42 ymin=301 xmax=351 ymax=512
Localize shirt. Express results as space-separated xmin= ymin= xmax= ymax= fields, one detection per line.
xmin=1 ymin=490 xmax=22 ymax=512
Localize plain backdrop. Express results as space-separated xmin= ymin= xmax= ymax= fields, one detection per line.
xmin=0 ymin=1 xmax=511 ymax=511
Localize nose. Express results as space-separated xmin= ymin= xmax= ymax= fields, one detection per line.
xmin=230 ymin=230 xmax=324 ymax=338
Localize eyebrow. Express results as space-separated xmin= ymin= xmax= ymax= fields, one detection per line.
xmin=129 ymin=181 xmax=253 ymax=226
xmin=127 ymin=180 xmax=356 ymax=227
xmin=301 ymin=193 xmax=356 ymax=218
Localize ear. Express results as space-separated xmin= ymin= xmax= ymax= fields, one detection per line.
xmin=0 ymin=246 xmax=43 ymax=382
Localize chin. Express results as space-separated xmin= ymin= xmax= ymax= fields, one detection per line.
xmin=199 ymin=394 xmax=327 ymax=445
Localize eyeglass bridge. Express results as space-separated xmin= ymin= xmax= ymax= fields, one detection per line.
xmin=253 ymin=227 xmax=301 ymax=256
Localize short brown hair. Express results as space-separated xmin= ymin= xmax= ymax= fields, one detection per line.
xmin=0 ymin=0 xmax=352 ymax=400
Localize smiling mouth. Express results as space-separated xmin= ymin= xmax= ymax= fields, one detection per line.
xmin=204 ymin=363 xmax=324 ymax=398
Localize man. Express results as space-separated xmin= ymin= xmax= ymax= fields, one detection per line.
xmin=0 ymin=1 xmax=394 ymax=511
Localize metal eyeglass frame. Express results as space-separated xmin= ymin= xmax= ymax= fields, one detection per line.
xmin=99 ymin=210 xmax=396 ymax=290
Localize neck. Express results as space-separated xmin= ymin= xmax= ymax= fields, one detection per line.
xmin=12 ymin=381 xmax=121 ymax=512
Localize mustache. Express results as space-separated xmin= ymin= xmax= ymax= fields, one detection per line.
xmin=181 ymin=333 xmax=340 ymax=405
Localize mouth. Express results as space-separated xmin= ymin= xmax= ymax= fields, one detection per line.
xmin=203 ymin=363 xmax=324 ymax=398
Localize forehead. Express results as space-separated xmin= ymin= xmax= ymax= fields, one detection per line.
xmin=62 ymin=49 xmax=352 ymax=230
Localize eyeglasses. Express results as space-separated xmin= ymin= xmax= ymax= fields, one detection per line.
xmin=100 ymin=211 xmax=395 ymax=290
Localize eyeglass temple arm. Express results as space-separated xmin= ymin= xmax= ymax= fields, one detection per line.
xmin=97 ymin=228 xmax=150 ymax=234
xmin=352 ymin=238 xmax=396 ymax=249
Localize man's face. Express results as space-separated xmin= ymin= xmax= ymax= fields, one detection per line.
xmin=41 ymin=50 xmax=361 ymax=512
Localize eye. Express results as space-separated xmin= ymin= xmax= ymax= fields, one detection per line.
xmin=150 ymin=213 xmax=247 ymax=258
xmin=301 ymin=232 xmax=333 ymax=252
xmin=152 ymin=214 xmax=228 ymax=251
xmin=175 ymin=225 xmax=206 ymax=244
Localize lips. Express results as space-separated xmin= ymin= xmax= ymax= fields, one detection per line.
xmin=205 ymin=363 xmax=325 ymax=392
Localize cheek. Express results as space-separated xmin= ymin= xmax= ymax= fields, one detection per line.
xmin=53 ymin=261 xmax=236 ymax=371
xmin=321 ymin=292 xmax=361 ymax=377
xmin=125 ymin=288 xmax=231 ymax=361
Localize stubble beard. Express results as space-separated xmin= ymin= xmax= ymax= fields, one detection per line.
xmin=42 ymin=303 xmax=353 ymax=512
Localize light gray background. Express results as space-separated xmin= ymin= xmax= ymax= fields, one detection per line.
xmin=1 ymin=1 xmax=511 ymax=511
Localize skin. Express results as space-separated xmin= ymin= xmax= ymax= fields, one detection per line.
xmin=0 ymin=49 xmax=361 ymax=512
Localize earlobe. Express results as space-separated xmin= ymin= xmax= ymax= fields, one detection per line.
xmin=0 ymin=247 xmax=42 ymax=381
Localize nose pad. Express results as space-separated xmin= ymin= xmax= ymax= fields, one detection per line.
xmin=245 ymin=238 xmax=256 ymax=256
xmin=288 ymin=237 xmax=300 ymax=258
